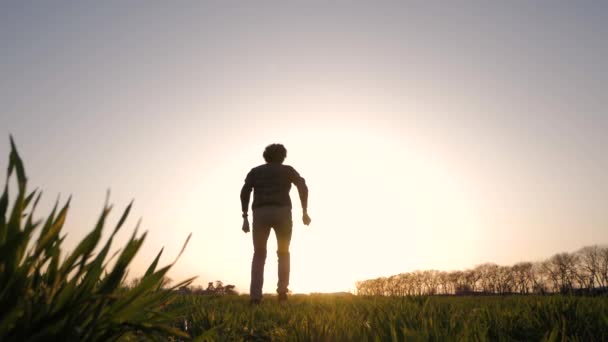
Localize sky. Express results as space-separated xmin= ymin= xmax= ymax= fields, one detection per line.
xmin=1 ymin=1 xmax=607 ymax=294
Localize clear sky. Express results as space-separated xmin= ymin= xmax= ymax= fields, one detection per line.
xmin=1 ymin=1 xmax=607 ymax=294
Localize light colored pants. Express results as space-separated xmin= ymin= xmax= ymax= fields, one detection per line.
xmin=250 ymin=206 xmax=293 ymax=300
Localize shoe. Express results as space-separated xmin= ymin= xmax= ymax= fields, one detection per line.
xmin=278 ymin=293 xmax=288 ymax=303
xmin=250 ymin=298 xmax=261 ymax=305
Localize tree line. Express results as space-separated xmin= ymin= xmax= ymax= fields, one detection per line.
xmin=356 ymin=245 xmax=608 ymax=296
xmin=127 ymin=277 xmax=238 ymax=296
xmin=177 ymin=280 xmax=238 ymax=296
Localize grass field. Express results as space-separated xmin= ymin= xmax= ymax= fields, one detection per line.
xmin=2 ymin=142 xmax=607 ymax=341
xmin=171 ymin=294 xmax=608 ymax=341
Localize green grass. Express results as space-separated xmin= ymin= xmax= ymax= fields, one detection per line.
xmin=0 ymin=136 xmax=195 ymax=341
xmin=171 ymin=294 xmax=608 ymax=341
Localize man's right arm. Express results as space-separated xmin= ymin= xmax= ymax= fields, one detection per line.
xmin=240 ymin=170 xmax=254 ymax=216
xmin=240 ymin=170 xmax=254 ymax=233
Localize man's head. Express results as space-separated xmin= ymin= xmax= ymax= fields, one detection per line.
xmin=263 ymin=144 xmax=287 ymax=164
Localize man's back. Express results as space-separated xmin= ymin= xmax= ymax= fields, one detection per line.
xmin=241 ymin=163 xmax=308 ymax=211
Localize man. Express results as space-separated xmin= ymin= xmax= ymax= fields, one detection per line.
xmin=240 ymin=143 xmax=311 ymax=304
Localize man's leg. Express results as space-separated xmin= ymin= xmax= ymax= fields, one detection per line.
xmin=275 ymin=208 xmax=293 ymax=297
xmin=250 ymin=210 xmax=271 ymax=301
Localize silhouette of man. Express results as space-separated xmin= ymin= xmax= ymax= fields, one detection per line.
xmin=240 ymin=144 xmax=311 ymax=304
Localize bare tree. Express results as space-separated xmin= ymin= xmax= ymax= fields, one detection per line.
xmin=598 ymin=246 xmax=608 ymax=289
xmin=464 ymin=269 xmax=481 ymax=293
xmin=575 ymin=246 xmax=601 ymax=292
xmin=495 ymin=266 xmax=514 ymax=294
xmin=475 ymin=263 xmax=498 ymax=293
xmin=438 ymin=271 xmax=451 ymax=294
xmin=550 ymin=253 xmax=578 ymax=293
xmin=425 ymin=270 xmax=441 ymax=295
xmin=512 ymin=262 xmax=534 ymax=294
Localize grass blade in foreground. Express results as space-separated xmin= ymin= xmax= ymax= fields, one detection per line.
xmin=0 ymin=136 xmax=195 ymax=341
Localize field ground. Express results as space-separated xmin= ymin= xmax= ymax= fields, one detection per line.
xmin=171 ymin=294 xmax=608 ymax=341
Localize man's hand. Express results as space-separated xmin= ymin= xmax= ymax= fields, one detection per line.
xmin=242 ymin=217 xmax=250 ymax=233
xmin=302 ymin=212 xmax=311 ymax=226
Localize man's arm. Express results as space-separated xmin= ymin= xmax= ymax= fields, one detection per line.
xmin=290 ymin=167 xmax=311 ymax=225
xmin=240 ymin=170 xmax=254 ymax=227
xmin=241 ymin=170 xmax=253 ymax=233
xmin=290 ymin=167 xmax=308 ymax=211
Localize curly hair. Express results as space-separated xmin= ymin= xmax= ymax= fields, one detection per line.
xmin=263 ymin=144 xmax=287 ymax=163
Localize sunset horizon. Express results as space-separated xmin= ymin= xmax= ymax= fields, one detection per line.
xmin=2 ymin=1 xmax=607 ymax=296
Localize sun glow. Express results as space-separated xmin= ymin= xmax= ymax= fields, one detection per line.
xmin=281 ymin=128 xmax=483 ymax=294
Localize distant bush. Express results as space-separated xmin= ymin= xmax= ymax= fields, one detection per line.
xmin=0 ymin=137 xmax=195 ymax=341
xmin=178 ymin=281 xmax=239 ymax=296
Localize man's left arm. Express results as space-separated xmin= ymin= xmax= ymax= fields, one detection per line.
xmin=290 ymin=167 xmax=311 ymax=225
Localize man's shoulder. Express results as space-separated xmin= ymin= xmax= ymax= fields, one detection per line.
xmin=250 ymin=164 xmax=297 ymax=174
xmin=252 ymin=163 xmax=294 ymax=169
xmin=248 ymin=164 xmax=271 ymax=176
xmin=251 ymin=164 xmax=268 ymax=172
xmin=284 ymin=164 xmax=301 ymax=174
